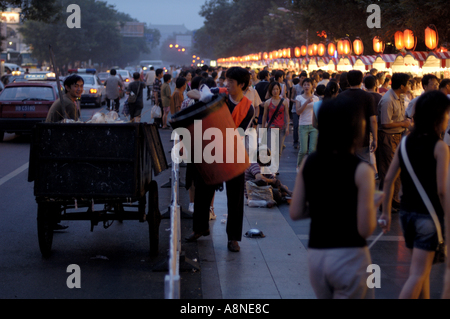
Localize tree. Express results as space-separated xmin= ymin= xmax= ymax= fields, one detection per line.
xmin=0 ymin=0 xmax=62 ymax=23
xmin=18 ymin=0 xmax=158 ymax=70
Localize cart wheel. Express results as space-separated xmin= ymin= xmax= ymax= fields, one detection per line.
xmin=37 ymin=203 xmax=56 ymax=258
xmin=147 ymin=180 xmax=161 ymax=257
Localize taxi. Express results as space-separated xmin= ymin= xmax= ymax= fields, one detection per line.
xmin=0 ymin=74 xmax=60 ymax=141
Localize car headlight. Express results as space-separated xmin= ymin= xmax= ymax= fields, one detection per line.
xmin=90 ymin=89 xmax=98 ymax=94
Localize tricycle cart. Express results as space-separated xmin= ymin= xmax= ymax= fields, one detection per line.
xmin=28 ymin=123 xmax=168 ymax=258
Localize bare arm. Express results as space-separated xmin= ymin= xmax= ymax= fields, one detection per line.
xmin=380 ymin=147 xmax=401 ymax=233
xmin=370 ymin=115 xmax=378 ymax=152
xmin=290 ymin=157 xmax=308 ymax=220
xmin=355 ymin=162 xmax=379 ymax=239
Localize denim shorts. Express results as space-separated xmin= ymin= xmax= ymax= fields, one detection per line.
xmin=399 ymin=210 xmax=443 ymax=251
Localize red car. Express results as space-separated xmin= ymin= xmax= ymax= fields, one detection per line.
xmin=0 ymin=78 xmax=60 ymax=141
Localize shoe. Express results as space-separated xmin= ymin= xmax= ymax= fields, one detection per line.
xmin=185 ymin=230 xmax=210 ymax=242
xmin=53 ymin=224 xmax=68 ymax=231
xmin=227 ymin=240 xmax=240 ymax=252
xmin=293 ymin=143 xmax=299 ymax=149
xmin=188 ymin=203 xmax=194 ymax=213
xmin=209 ymin=207 xmax=216 ymax=220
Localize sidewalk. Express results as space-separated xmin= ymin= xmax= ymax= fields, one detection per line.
xmin=195 ymin=127 xmax=316 ymax=299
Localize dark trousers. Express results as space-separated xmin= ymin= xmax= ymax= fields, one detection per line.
xmin=193 ymin=166 xmax=245 ymax=241
xmin=292 ymin=112 xmax=299 ymax=145
xmin=377 ymin=131 xmax=402 ymax=204
xmin=106 ymin=97 xmax=120 ymax=112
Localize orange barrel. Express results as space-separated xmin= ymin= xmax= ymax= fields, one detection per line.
xmin=170 ymin=94 xmax=250 ymax=185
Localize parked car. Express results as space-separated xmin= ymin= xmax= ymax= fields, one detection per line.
xmin=0 ymin=78 xmax=59 ymax=141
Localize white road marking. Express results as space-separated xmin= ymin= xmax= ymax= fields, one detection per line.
xmin=0 ymin=163 xmax=29 ymax=187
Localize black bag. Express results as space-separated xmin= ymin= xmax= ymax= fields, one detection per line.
xmin=128 ymin=83 xmax=141 ymax=104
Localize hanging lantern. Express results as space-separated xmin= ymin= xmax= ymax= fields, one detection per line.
xmin=328 ymin=42 xmax=336 ymax=56
xmin=353 ymin=38 xmax=364 ymax=55
xmin=425 ymin=25 xmax=439 ymax=50
xmin=301 ymin=45 xmax=307 ymax=56
xmin=403 ymin=29 xmax=416 ymax=50
xmin=337 ymin=38 xmax=352 ymax=55
xmin=294 ymin=47 xmax=301 ymax=57
xmin=308 ymin=44 xmax=318 ymax=56
xmin=263 ymin=52 xmax=269 ymax=60
xmin=317 ymin=43 xmax=326 ymax=56
xmin=394 ymin=31 xmax=404 ymax=50
xmin=278 ymin=49 xmax=283 ymax=58
xmin=373 ymin=36 xmax=385 ymax=53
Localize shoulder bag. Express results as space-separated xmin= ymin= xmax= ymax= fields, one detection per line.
xmin=267 ymin=98 xmax=284 ymax=128
xmin=128 ymin=82 xmax=141 ymax=104
xmin=400 ymin=137 xmax=446 ymax=264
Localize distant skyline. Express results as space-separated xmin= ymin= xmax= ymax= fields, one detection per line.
xmin=104 ymin=0 xmax=206 ymax=31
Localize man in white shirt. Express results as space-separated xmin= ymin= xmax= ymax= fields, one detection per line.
xmin=405 ymin=74 xmax=439 ymax=119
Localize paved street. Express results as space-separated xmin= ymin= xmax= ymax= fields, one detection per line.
xmin=0 ymin=96 xmax=446 ymax=299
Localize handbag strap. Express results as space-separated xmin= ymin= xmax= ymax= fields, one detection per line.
xmin=267 ymin=98 xmax=284 ymax=128
xmin=400 ymin=137 xmax=444 ymax=244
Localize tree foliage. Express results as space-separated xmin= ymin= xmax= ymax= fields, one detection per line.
xmin=194 ymin=0 xmax=450 ymax=58
xmin=18 ymin=0 xmax=159 ymax=69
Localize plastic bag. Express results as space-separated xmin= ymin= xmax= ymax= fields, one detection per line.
xmin=151 ymin=105 xmax=162 ymax=119
xmin=246 ymin=181 xmax=276 ymax=207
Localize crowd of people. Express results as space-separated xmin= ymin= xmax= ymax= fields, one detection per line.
xmin=121 ymin=63 xmax=450 ymax=299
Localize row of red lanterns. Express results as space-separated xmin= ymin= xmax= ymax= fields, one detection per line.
xmin=374 ymin=25 xmax=440 ymax=53
xmin=218 ymin=26 xmax=442 ymax=63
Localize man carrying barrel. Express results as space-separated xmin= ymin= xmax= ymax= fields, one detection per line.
xmin=185 ymin=67 xmax=255 ymax=252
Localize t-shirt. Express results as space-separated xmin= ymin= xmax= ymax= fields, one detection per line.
xmin=295 ymin=95 xmax=319 ymax=126
xmin=226 ymin=97 xmax=255 ymax=131
xmin=339 ymin=88 xmax=376 ymax=147
xmin=303 ymin=151 xmax=366 ymax=249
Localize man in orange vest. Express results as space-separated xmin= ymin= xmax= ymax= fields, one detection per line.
xmin=185 ymin=67 xmax=255 ymax=252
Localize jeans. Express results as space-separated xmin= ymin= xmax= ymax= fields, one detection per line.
xmin=297 ymin=124 xmax=318 ymax=166
xmin=399 ymin=210 xmax=443 ymax=251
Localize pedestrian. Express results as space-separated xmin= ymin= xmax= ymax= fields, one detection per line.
xmin=46 ymin=74 xmax=83 ymax=123
xmin=262 ymin=81 xmax=290 ymax=157
xmin=161 ymin=73 xmax=172 ymax=129
xmin=170 ymin=77 xmax=186 ymax=116
xmin=339 ymin=70 xmax=378 ymax=166
xmin=153 ymin=68 xmax=164 ymax=128
xmin=126 ymin=72 xmax=145 ymax=123
xmin=295 ymin=78 xmax=319 ymax=168
xmin=185 ymin=67 xmax=255 ymax=253
xmin=145 ymin=66 xmax=156 ymax=100
xmin=45 ymin=74 xmax=86 ymax=230
xmin=377 ymin=73 xmax=412 ymax=212
xmin=406 ymin=74 xmax=439 ymax=120
xmin=379 ymin=90 xmax=450 ymax=299
xmin=104 ymin=69 xmax=124 ymax=113
xmin=312 ymin=80 xmax=339 ymax=128
xmin=290 ymin=95 xmax=383 ymax=299
xmin=379 ymin=77 xmax=390 ymax=95
xmin=254 ymin=70 xmax=270 ymax=129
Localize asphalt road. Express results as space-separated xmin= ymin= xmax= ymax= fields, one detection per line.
xmin=0 ymin=96 xmax=202 ymax=299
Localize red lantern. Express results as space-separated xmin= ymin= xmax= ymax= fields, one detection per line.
xmin=425 ymin=25 xmax=439 ymax=50
xmin=301 ymin=45 xmax=307 ymax=56
xmin=294 ymin=47 xmax=301 ymax=57
xmin=317 ymin=43 xmax=326 ymax=56
xmin=394 ymin=31 xmax=404 ymax=50
xmin=308 ymin=44 xmax=318 ymax=56
xmin=353 ymin=38 xmax=364 ymax=55
xmin=373 ymin=36 xmax=384 ymax=53
xmin=403 ymin=29 xmax=416 ymax=50
xmin=337 ymin=38 xmax=351 ymax=55
xmin=328 ymin=43 xmax=336 ymax=56
xmin=263 ymin=52 xmax=269 ymax=60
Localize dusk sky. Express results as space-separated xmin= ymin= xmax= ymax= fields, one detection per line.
xmin=104 ymin=0 xmax=207 ymax=31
